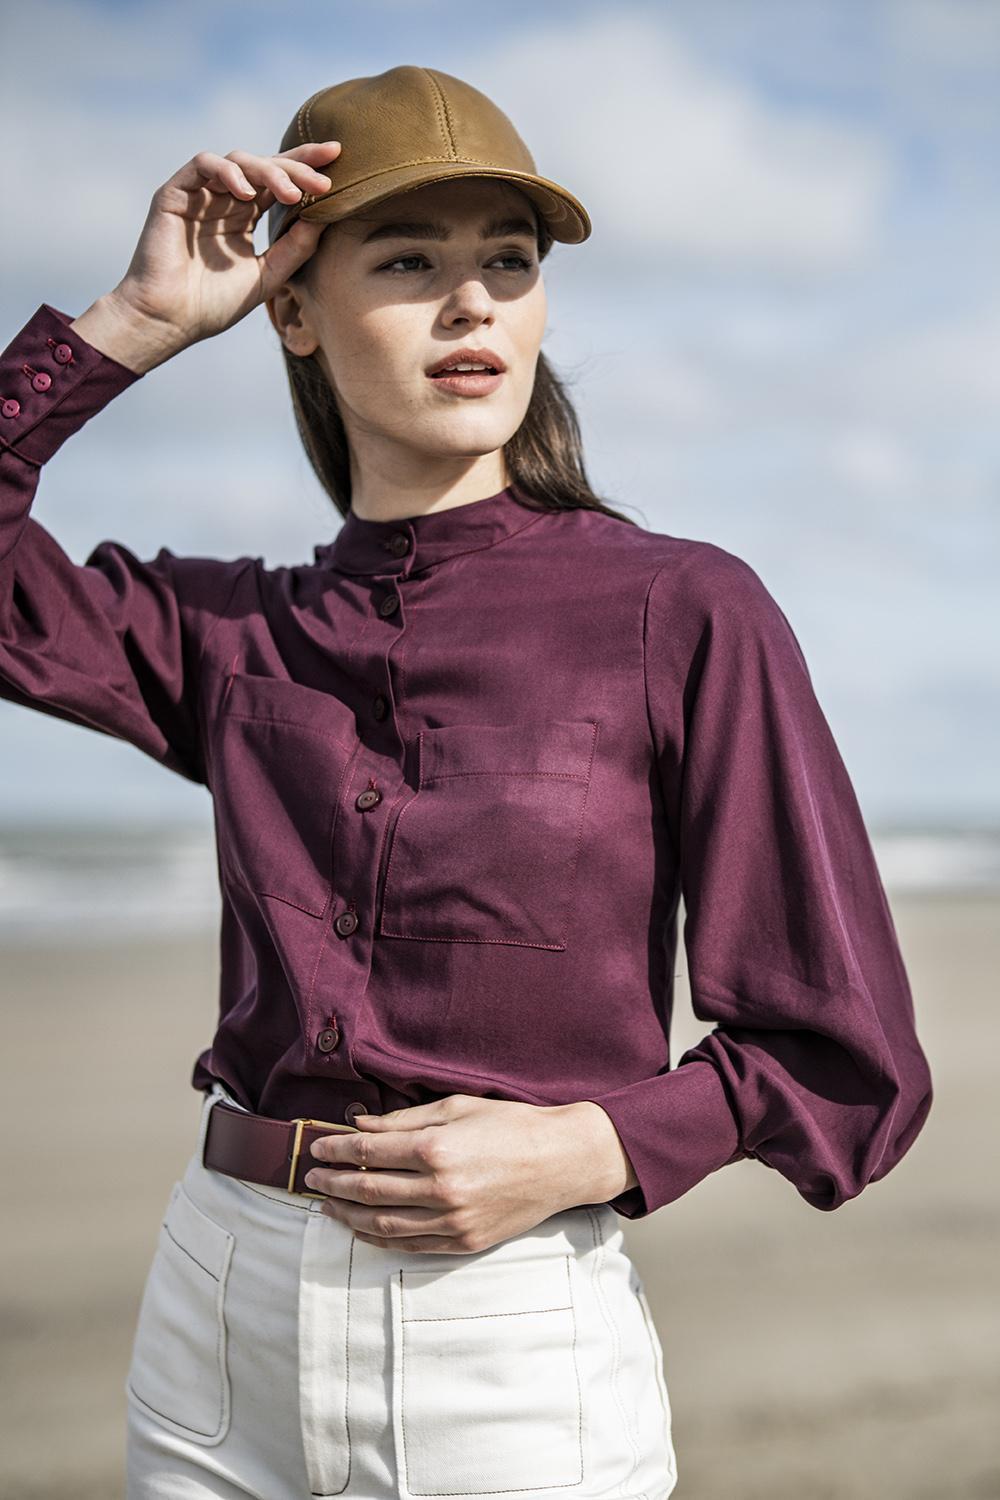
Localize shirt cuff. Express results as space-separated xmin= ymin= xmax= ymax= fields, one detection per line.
xmin=583 ymin=1058 xmax=746 ymax=1219
xmin=0 ymin=303 xmax=144 ymax=468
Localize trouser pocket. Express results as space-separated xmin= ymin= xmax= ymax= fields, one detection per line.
xmin=126 ymin=1180 xmax=236 ymax=1445
xmin=389 ymin=1252 xmax=585 ymax=1497
xmin=632 ymin=1272 xmax=673 ymax=1423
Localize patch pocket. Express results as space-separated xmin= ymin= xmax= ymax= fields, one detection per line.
xmin=378 ymin=719 xmax=598 ymax=948
xmin=389 ymin=1253 xmax=585 ymax=1497
xmin=631 ymin=1272 xmax=672 ymax=1421
xmin=209 ymin=672 xmax=359 ymax=917
xmin=126 ymin=1181 xmax=236 ymax=1445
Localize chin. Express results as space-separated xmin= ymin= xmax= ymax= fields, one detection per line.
xmin=416 ymin=413 xmax=518 ymax=450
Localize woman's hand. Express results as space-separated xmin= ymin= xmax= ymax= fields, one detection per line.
xmin=95 ymin=142 xmax=342 ymax=363
xmin=302 ymin=1093 xmax=639 ymax=1255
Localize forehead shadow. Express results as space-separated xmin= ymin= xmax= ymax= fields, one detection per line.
xmin=338 ymin=179 xmax=540 ymax=245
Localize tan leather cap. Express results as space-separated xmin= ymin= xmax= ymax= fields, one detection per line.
xmin=267 ymin=65 xmax=591 ymax=248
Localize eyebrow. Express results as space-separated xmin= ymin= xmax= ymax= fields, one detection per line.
xmin=359 ymin=215 xmax=538 ymax=246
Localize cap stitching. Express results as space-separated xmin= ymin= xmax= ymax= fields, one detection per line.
xmin=299 ymin=86 xmax=326 ymax=142
xmin=297 ymin=161 xmax=565 ymax=213
xmin=421 ymin=68 xmax=457 ymax=160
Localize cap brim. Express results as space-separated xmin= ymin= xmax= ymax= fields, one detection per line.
xmin=268 ymin=159 xmax=591 ymax=247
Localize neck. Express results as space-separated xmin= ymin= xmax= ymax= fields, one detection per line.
xmin=348 ymin=457 xmax=509 ymax=524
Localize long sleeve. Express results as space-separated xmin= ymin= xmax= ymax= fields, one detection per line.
xmin=0 ymin=303 xmax=236 ymax=786
xmin=588 ymin=544 xmax=933 ymax=1218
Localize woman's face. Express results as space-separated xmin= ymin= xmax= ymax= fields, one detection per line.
xmin=267 ymin=177 xmax=547 ymax=491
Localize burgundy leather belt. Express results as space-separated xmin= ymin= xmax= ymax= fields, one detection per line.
xmin=203 ymin=1101 xmax=369 ymax=1199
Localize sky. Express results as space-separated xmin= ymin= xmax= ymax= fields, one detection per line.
xmin=0 ymin=0 xmax=997 ymax=829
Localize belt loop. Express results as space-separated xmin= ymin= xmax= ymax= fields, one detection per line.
xmin=196 ymin=1080 xmax=237 ymax=1163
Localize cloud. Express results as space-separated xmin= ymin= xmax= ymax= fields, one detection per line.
xmin=887 ymin=0 xmax=1000 ymax=72
xmin=2 ymin=0 xmax=998 ymax=825
xmin=828 ymin=426 xmax=916 ymax=498
xmin=0 ymin=4 xmax=374 ymax=293
xmin=475 ymin=8 xmax=892 ymax=271
xmin=847 ymin=301 xmax=1000 ymax=423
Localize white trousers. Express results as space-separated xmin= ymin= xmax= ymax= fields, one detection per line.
xmin=124 ymin=1082 xmax=679 ymax=1499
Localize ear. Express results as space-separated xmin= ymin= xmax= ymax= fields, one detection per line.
xmin=266 ymin=283 xmax=320 ymax=358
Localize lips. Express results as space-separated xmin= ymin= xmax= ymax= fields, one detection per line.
xmin=426 ymin=367 xmax=505 ymax=397
xmin=428 ymin=367 xmax=499 ymax=378
xmin=425 ymin=347 xmax=507 ymax=376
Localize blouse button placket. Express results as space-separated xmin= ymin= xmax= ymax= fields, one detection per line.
xmin=316 ymin=1024 xmax=339 ymax=1053
xmin=384 ymin=531 xmax=410 ymax=558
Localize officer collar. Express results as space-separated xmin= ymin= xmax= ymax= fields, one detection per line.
xmin=316 ymin=483 xmax=545 ymax=576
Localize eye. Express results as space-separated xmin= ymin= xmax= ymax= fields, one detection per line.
xmin=493 ymin=253 xmax=534 ymax=271
xmin=380 ymin=255 xmax=430 ymax=275
xmin=379 ymin=252 xmax=534 ymax=275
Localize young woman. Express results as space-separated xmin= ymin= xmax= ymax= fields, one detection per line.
xmin=0 ymin=65 xmax=932 ymax=1500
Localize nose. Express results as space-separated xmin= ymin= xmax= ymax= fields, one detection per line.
xmin=440 ymin=276 xmax=495 ymax=328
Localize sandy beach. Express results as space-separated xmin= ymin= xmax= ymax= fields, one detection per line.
xmin=1 ymin=887 xmax=996 ymax=1499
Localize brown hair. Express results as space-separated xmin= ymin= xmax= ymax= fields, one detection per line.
xmin=277 ymin=198 xmax=640 ymax=528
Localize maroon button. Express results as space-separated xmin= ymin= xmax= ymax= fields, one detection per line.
xmin=334 ymin=909 xmax=359 ymax=936
xmin=379 ymin=593 xmax=400 ymax=617
xmin=1 ymin=399 xmax=20 ymax=419
xmin=355 ymin=787 xmax=381 ymax=811
xmin=385 ymin=532 xmax=410 ymax=557
xmin=31 ymin=372 xmax=52 ymax=393
xmin=344 ymin=1100 xmax=375 ymax=1126
xmin=53 ymin=343 xmax=73 ymax=364
xmin=316 ymin=1025 xmax=339 ymax=1053
xmin=372 ymin=694 xmax=388 ymax=721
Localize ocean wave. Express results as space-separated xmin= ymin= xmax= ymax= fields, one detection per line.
xmin=0 ymin=820 xmax=996 ymax=944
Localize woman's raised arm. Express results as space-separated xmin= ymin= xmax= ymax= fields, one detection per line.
xmin=0 ymin=141 xmax=341 ymax=781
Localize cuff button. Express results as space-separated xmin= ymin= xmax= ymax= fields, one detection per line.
xmin=31 ymin=372 xmax=52 ymax=392
xmin=1 ymin=399 xmax=20 ymax=419
xmin=53 ymin=343 xmax=74 ymax=364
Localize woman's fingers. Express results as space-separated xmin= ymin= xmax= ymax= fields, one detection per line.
xmin=184 ymin=146 xmax=339 ymax=207
xmin=259 ymin=218 xmax=327 ymax=290
xmin=238 ymin=143 xmax=341 ymax=195
xmin=226 ymin=149 xmax=331 ymax=202
xmin=277 ymin=141 xmax=342 ymax=165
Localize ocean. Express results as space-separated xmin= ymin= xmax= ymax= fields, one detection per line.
xmin=0 ymin=819 xmax=997 ymax=945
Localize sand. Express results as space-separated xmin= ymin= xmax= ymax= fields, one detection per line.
xmin=1 ymin=889 xmax=996 ymax=1499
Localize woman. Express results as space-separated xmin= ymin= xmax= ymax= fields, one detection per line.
xmin=0 ymin=64 xmax=932 ymax=1500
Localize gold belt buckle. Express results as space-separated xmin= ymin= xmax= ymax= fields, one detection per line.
xmin=288 ymin=1116 xmax=367 ymax=1197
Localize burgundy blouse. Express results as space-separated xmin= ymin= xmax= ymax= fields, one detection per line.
xmin=0 ymin=302 xmax=933 ymax=1218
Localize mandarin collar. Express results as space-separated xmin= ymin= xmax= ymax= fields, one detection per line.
xmin=315 ymin=483 xmax=544 ymax=577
